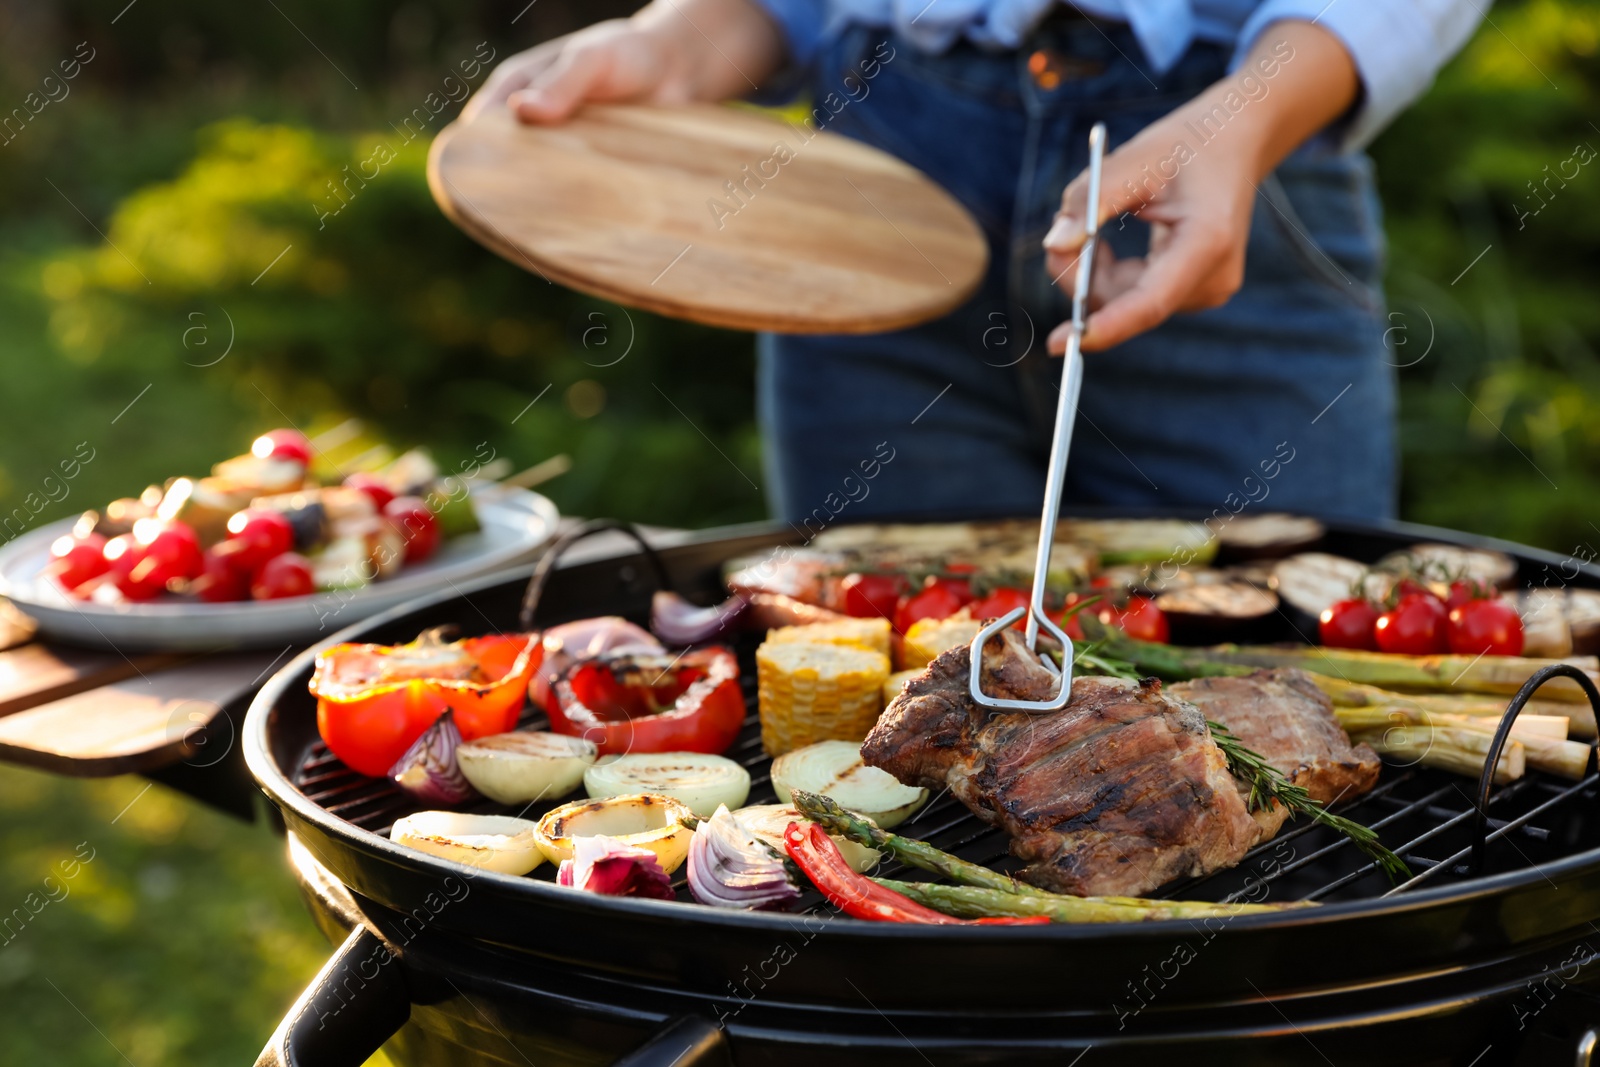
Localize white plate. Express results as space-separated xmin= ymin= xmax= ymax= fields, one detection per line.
xmin=0 ymin=488 xmax=559 ymax=652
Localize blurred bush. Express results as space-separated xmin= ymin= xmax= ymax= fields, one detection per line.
xmin=2 ymin=0 xmax=1598 ymax=549
xmin=1373 ymin=0 xmax=1600 ymax=554
xmin=0 ymin=0 xmax=763 ymax=536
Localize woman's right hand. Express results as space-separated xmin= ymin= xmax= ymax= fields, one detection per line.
xmin=464 ymin=0 xmax=785 ymax=126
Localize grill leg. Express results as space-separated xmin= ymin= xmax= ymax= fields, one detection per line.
xmin=612 ymin=1016 xmax=732 ymax=1067
xmin=255 ymin=926 xmax=410 ymax=1067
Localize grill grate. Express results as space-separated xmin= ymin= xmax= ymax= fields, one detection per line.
xmin=293 ymin=634 xmax=1600 ymax=912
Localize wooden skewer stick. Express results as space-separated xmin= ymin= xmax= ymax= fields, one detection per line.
xmin=502 ymin=454 xmax=572 ymax=490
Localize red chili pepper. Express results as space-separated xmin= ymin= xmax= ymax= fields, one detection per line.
xmin=782 ymin=822 xmax=1048 ymax=926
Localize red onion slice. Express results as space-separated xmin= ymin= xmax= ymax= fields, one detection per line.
xmin=651 ymin=591 xmax=749 ymax=646
xmin=557 ymin=834 xmax=675 ymax=899
xmin=389 ymin=710 xmax=478 ymax=806
xmin=687 ymin=805 xmax=800 ymax=910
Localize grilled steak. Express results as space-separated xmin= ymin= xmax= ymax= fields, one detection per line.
xmin=861 ymin=630 xmax=1262 ymax=897
xmin=1171 ymin=669 xmax=1380 ymax=806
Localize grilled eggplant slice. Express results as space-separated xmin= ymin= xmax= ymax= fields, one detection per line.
xmin=1379 ymin=543 xmax=1517 ymax=587
xmin=1568 ymin=589 xmax=1600 ymax=656
xmin=1272 ymin=552 xmax=1389 ymax=636
xmin=1154 ymin=581 xmax=1281 ymax=644
xmin=1515 ymin=589 xmax=1573 ymax=659
xmin=1215 ymin=513 xmax=1325 ymax=561
xmin=1055 ymin=519 xmax=1216 ymax=566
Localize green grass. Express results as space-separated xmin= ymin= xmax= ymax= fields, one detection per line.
xmin=0 ymin=768 xmax=328 ymax=1066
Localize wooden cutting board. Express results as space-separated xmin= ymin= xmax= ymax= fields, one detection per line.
xmin=428 ymin=104 xmax=988 ymax=334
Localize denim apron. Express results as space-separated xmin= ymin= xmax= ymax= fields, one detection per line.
xmin=757 ymin=17 xmax=1396 ymax=525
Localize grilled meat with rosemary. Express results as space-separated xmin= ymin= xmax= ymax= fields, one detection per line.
xmin=1171 ymin=669 xmax=1381 ymax=807
xmin=861 ymin=629 xmax=1262 ymax=897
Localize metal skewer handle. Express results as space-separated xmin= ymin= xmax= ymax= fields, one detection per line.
xmin=968 ymin=121 xmax=1106 ymax=714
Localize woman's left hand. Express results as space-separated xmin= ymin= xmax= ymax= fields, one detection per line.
xmin=1043 ymin=20 xmax=1360 ymax=354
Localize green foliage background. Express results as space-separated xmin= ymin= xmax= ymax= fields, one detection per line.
xmin=0 ymin=0 xmax=1596 ymax=1063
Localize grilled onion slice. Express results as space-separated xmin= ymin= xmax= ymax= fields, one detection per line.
xmin=769 ymin=740 xmax=926 ymax=829
xmin=731 ymin=803 xmax=881 ymax=873
xmin=390 ymin=812 xmax=545 ymax=875
xmin=584 ymin=753 xmax=750 ymax=817
xmin=457 ymin=730 xmax=597 ymax=805
xmin=537 ymin=793 xmax=694 ymax=873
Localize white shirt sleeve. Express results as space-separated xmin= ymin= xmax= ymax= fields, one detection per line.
xmin=1233 ymin=0 xmax=1489 ymax=151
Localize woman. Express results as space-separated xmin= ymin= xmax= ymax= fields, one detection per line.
xmin=467 ymin=1 xmax=1483 ymax=524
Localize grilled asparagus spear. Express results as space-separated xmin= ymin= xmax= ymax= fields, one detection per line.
xmin=875 ymin=879 xmax=1305 ymax=923
xmin=1079 ymin=617 xmax=1600 ymax=704
xmin=792 ymin=791 xmax=1298 ymax=918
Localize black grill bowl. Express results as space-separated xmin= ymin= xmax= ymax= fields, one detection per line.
xmin=244 ymin=516 xmax=1600 ymax=1067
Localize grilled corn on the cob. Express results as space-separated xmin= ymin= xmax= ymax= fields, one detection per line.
xmin=756 ymin=641 xmax=890 ymax=756
xmin=765 ymin=617 xmax=892 ymax=658
xmin=899 ymin=616 xmax=984 ymax=671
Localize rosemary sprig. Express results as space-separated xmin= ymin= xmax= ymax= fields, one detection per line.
xmin=1207 ymin=720 xmax=1410 ymax=884
xmin=1069 ymin=641 xmax=1143 ymax=680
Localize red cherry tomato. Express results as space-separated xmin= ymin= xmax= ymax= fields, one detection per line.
xmin=1375 ymin=593 xmax=1450 ymax=655
xmin=1105 ymin=595 xmax=1170 ymax=643
xmin=252 ymin=428 xmax=313 ymax=466
xmin=1394 ymin=578 xmax=1441 ymax=604
xmin=1319 ymin=598 xmax=1381 ymax=650
xmin=252 ymin=552 xmax=315 ymax=600
xmin=47 ymin=533 xmax=108 ymax=591
xmin=343 ymin=472 xmax=395 ymax=511
xmin=894 ymin=582 xmax=966 ymax=634
xmin=928 ymin=574 xmax=975 ymax=606
xmin=1445 ymin=579 xmax=1497 ymax=610
xmin=1448 ymin=599 xmax=1524 ymax=656
xmin=193 ymin=544 xmax=250 ymax=603
xmin=841 ymin=573 xmax=905 ymax=621
xmin=227 ymin=509 xmax=294 ymax=572
xmin=104 ymin=533 xmax=165 ymax=601
xmin=136 ymin=521 xmax=205 ymax=590
xmin=970 ymin=587 xmax=1030 ymax=626
xmin=383 ymin=497 xmax=440 ymax=564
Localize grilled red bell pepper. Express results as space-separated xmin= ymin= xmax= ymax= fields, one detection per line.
xmin=551 ymin=646 xmax=745 ymax=756
xmin=309 ymin=628 xmax=540 ymax=776
xmin=783 ymin=821 xmax=1049 ymax=926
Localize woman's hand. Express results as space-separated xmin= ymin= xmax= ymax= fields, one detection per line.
xmin=464 ymin=0 xmax=785 ymax=126
xmin=1043 ymin=21 xmax=1360 ymax=354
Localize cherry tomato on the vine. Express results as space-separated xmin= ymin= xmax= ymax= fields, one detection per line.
xmin=894 ymin=581 xmax=966 ymax=634
xmin=1319 ymin=598 xmax=1381 ymax=650
xmin=1375 ymin=593 xmax=1449 ymax=655
xmin=1103 ymin=595 xmax=1170 ymax=643
xmin=841 ymin=573 xmax=905 ymax=621
xmin=970 ymin=587 xmax=1030 ymax=627
xmin=1448 ymin=598 xmax=1524 ymax=656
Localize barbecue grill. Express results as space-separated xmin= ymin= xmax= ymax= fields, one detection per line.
xmin=245 ymin=515 xmax=1600 ymax=1067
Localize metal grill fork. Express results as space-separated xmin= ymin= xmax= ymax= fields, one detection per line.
xmin=968 ymin=121 xmax=1106 ymax=714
